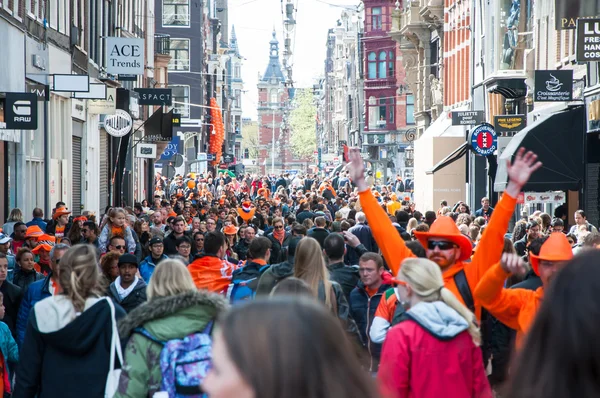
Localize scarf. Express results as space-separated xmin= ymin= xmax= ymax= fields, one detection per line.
xmin=273 ymin=229 xmax=285 ymax=245
xmin=115 ymin=276 xmax=139 ymax=300
xmin=111 ymin=225 xmax=125 ymax=237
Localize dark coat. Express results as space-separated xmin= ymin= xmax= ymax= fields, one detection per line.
xmin=45 ymin=222 xmax=72 ymax=238
xmin=163 ymin=231 xmax=195 ymax=257
xmin=256 ymin=257 xmax=295 ymax=296
xmin=13 ymin=298 xmax=126 ymax=398
xmin=233 ymin=239 xmax=251 ymax=261
xmin=295 ymin=210 xmax=315 ymax=224
xmin=307 ymin=227 xmax=330 ymax=248
xmin=12 ymin=269 xmax=45 ymax=291
xmin=349 ymin=282 xmax=391 ymax=372
xmin=108 ymin=278 xmax=148 ymax=313
xmin=348 ymin=223 xmax=378 ymax=252
xmin=327 ymin=261 xmax=360 ymax=302
xmin=266 ymin=232 xmax=292 ymax=264
xmin=514 ymin=236 xmax=528 ymax=257
xmin=0 ymin=281 xmax=22 ymax=338
xmin=16 ymin=275 xmax=52 ymax=346
xmin=230 ymin=261 xmax=267 ymax=293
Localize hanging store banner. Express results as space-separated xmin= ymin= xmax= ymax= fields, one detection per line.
xmin=556 ymin=0 xmax=600 ymax=30
xmin=4 ymin=93 xmax=38 ymax=130
xmin=451 ymin=110 xmax=485 ymax=126
xmin=494 ymin=115 xmax=526 ymax=157
xmin=524 ymin=191 xmax=566 ymax=204
xmin=27 ymin=83 xmax=49 ymax=101
xmin=136 ymin=143 xmax=157 ymax=159
xmin=106 ymin=37 xmax=144 ymax=75
xmin=88 ymin=88 xmax=117 ymax=115
xmin=468 ymin=123 xmax=497 ymax=156
xmin=134 ymin=88 xmax=172 ymax=105
xmin=534 ymin=70 xmax=573 ymax=101
xmin=576 ymin=19 xmax=600 ymax=62
xmin=104 ymin=109 xmax=133 ymax=137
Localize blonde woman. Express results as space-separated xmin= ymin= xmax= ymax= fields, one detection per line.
xmin=115 ymin=259 xmax=228 ymax=398
xmin=3 ymin=208 xmax=23 ymax=236
xmin=378 ymin=258 xmax=491 ymax=398
xmin=14 ymin=244 xmax=125 ymax=398
xmin=406 ymin=218 xmax=418 ymax=234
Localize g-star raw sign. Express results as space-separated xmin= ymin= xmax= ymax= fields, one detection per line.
xmin=534 ymin=70 xmax=573 ymax=101
xmin=451 ymin=111 xmax=485 ymax=126
xmin=4 ymin=93 xmax=38 ymax=130
xmin=104 ymin=109 xmax=133 ymax=137
xmin=576 ymin=19 xmax=600 ymax=62
xmin=134 ymin=88 xmax=172 ymax=105
xmin=106 ymin=37 xmax=144 ymax=75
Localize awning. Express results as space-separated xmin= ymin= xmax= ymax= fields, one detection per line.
xmin=494 ymin=105 xmax=585 ymax=192
xmin=426 ymin=142 xmax=468 ymax=175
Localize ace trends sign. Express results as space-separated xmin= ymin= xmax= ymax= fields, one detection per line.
xmin=3 ymin=93 xmax=38 ymax=130
xmin=106 ymin=38 xmax=144 ymax=75
xmin=134 ymin=89 xmax=172 ymax=105
xmin=534 ymin=70 xmax=573 ymax=102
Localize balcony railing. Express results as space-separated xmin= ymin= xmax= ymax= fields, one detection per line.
xmin=155 ymin=34 xmax=171 ymax=55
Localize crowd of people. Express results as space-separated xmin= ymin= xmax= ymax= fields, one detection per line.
xmin=0 ymin=146 xmax=597 ymax=397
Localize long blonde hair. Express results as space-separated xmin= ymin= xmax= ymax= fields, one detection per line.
xmin=293 ymin=237 xmax=333 ymax=308
xmin=56 ymin=245 xmax=103 ymax=313
xmin=147 ymin=259 xmax=196 ymax=300
xmin=399 ymin=258 xmax=481 ymax=345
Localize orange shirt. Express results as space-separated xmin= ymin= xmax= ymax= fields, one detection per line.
xmin=359 ymin=189 xmax=517 ymax=320
xmin=474 ymin=263 xmax=543 ymax=348
xmin=365 ymin=285 xmax=379 ymax=297
xmin=188 ymin=255 xmax=237 ymax=295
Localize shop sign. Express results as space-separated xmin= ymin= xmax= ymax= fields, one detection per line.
xmin=468 ymin=123 xmax=497 ymax=156
xmin=104 ymin=109 xmax=133 ymax=137
xmin=524 ymin=191 xmax=566 ymax=204
xmin=556 ymin=1 xmax=600 ymax=30
xmin=88 ymin=88 xmax=117 ymax=115
xmin=207 ymin=153 xmax=216 ymax=161
xmin=27 ymin=83 xmax=49 ymax=101
xmin=172 ymin=113 xmax=181 ymax=127
xmin=587 ymin=94 xmax=600 ymax=132
xmin=106 ymin=37 xmax=144 ymax=75
xmin=223 ymin=153 xmax=234 ymax=163
xmin=576 ymin=19 xmax=600 ymax=62
xmin=451 ymin=111 xmax=485 ymax=126
xmin=494 ymin=115 xmax=526 ymax=135
xmin=136 ymin=143 xmax=157 ymax=159
xmin=134 ymin=88 xmax=172 ymax=106
xmin=534 ymin=70 xmax=573 ymax=101
xmin=3 ymin=93 xmax=38 ymax=130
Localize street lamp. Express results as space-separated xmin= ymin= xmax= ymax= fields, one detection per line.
xmin=271 ymin=105 xmax=277 ymax=175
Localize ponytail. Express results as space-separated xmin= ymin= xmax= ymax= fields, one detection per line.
xmin=439 ymin=287 xmax=481 ymax=346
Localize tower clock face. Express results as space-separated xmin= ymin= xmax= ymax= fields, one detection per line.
xmin=271 ymin=49 xmax=277 ymax=56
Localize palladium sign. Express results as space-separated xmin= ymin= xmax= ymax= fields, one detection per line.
xmin=104 ymin=110 xmax=133 ymax=137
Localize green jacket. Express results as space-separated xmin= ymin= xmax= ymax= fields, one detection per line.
xmin=114 ymin=290 xmax=229 ymax=398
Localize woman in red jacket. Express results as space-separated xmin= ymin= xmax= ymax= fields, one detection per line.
xmin=378 ymin=258 xmax=492 ymax=398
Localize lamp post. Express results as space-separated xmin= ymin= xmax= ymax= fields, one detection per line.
xmin=271 ymin=105 xmax=277 ymax=175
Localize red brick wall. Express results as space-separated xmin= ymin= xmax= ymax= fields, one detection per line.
xmin=443 ymin=0 xmax=470 ymax=108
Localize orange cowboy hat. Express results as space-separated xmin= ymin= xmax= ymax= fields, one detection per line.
xmin=25 ymin=225 xmax=44 ymax=239
xmin=73 ymin=216 xmax=88 ymax=223
xmin=413 ymin=216 xmax=473 ymax=262
xmin=32 ymin=234 xmax=56 ymax=254
xmin=223 ymin=225 xmax=239 ymax=235
xmin=53 ymin=207 xmax=71 ymax=220
xmin=530 ymin=232 xmax=573 ymax=275
xmin=237 ymin=201 xmax=256 ymax=222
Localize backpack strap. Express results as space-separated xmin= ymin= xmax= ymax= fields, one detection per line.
xmin=201 ymin=320 xmax=215 ymax=336
xmin=454 ymin=269 xmax=475 ymax=313
xmin=134 ymin=327 xmax=164 ymax=346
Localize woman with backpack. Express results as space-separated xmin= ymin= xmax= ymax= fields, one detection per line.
xmin=114 ymin=259 xmax=229 ymax=398
xmin=377 ymin=258 xmax=491 ymax=398
xmin=13 ymin=244 xmax=126 ymax=398
xmin=202 ymin=297 xmax=379 ymax=398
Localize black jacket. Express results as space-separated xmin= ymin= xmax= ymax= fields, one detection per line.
xmin=255 ymin=257 xmax=295 ymax=296
xmin=317 ymin=281 xmax=362 ymax=347
xmin=14 ymin=297 xmax=126 ymax=398
xmin=308 ymin=227 xmax=330 ymax=248
xmin=327 ymin=261 xmax=360 ymax=302
xmin=45 ymin=222 xmax=72 ymax=238
xmin=349 ymin=282 xmax=391 ymax=372
xmin=108 ymin=278 xmax=148 ymax=314
xmin=296 ymin=210 xmax=315 ymax=224
xmin=0 ymin=281 xmax=22 ymax=338
xmin=266 ymin=232 xmax=292 ymax=264
xmin=163 ymin=231 xmax=195 ymax=256
xmin=514 ymin=236 xmax=528 ymax=257
xmin=233 ymin=239 xmax=251 ymax=261
xmin=12 ymin=269 xmax=45 ymax=291
xmin=348 ymin=223 xmax=378 ymax=252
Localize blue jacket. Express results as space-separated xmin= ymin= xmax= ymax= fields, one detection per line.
xmin=16 ymin=275 xmax=52 ymax=346
xmin=26 ymin=218 xmax=47 ymax=232
xmin=349 ymin=282 xmax=390 ymax=372
xmin=139 ymin=254 xmax=169 ymax=283
xmin=0 ymin=322 xmax=18 ymax=374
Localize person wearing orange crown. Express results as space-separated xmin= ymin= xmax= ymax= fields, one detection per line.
xmin=236 ymin=201 xmax=256 ymax=224
xmin=474 ymin=233 xmax=573 ymax=349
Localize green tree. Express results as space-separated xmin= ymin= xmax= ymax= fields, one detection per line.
xmin=289 ymin=88 xmax=317 ymax=158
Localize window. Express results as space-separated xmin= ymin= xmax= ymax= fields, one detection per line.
xmin=430 ymin=38 xmax=439 ymax=78
xmin=163 ymin=0 xmax=190 ymax=26
xmin=270 ymin=89 xmax=278 ymax=104
xmin=378 ymin=99 xmax=387 ymax=126
xmin=171 ymin=85 xmax=190 ymax=118
xmin=244 ymin=148 xmax=249 ymax=158
xmin=371 ymin=7 xmax=382 ymax=30
xmin=378 ymin=51 xmax=387 ymax=78
xmin=168 ymin=39 xmax=190 ymax=71
xmin=234 ymin=65 xmax=241 ymax=79
xmin=26 ymin=0 xmax=39 ymax=18
xmin=368 ymin=96 xmax=390 ymax=130
xmin=367 ymin=52 xmax=377 ymax=79
xmin=388 ymin=51 xmax=395 ymax=77
xmin=406 ymin=95 xmax=415 ymax=124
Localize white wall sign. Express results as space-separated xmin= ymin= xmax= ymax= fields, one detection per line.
xmin=74 ymin=83 xmax=107 ymax=99
xmin=88 ymin=88 xmax=116 ymax=115
xmin=104 ymin=109 xmax=133 ymax=137
xmin=106 ymin=37 xmax=144 ymax=75
xmin=53 ymin=74 xmax=90 ymax=92
xmin=136 ymin=143 xmax=157 ymax=158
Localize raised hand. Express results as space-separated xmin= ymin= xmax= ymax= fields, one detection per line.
xmin=505 ymin=147 xmax=543 ymax=197
xmin=345 ymin=148 xmax=368 ymax=192
xmin=500 ymin=252 xmax=527 ymax=276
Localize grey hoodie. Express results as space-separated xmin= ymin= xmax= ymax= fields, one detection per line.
xmin=406 ymin=301 xmax=469 ymax=340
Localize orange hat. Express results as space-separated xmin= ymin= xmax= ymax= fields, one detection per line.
xmin=530 ymin=232 xmax=573 ymax=275
xmin=32 ymin=234 xmax=56 ymax=254
xmin=53 ymin=207 xmax=71 ymax=220
xmin=187 ymin=180 xmax=196 ymax=189
xmin=219 ymin=195 xmax=227 ymax=205
xmin=223 ymin=225 xmax=239 ymax=235
xmin=73 ymin=216 xmax=88 ymax=223
xmin=237 ymin=201 xmax=256 ymax=222
xmin=413 ymin=216 xmax=473 ymax=262
xmin=25 ymin=225 xmax=44 ymax=239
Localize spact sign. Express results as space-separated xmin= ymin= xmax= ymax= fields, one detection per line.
xmin=106 ymin=37 xmax=144 ymax=75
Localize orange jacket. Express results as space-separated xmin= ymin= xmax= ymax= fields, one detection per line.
xmin=474 ymin=263 xmax=543 ymax=348
xmin=359 ymin=189 xmax=517 ymax=320
xmin=188 ymin=255 xmax=237 ymax=295
xmin=385 ymin=200 xmax=401 ymax=216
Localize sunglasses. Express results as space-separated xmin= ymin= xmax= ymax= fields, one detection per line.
xmin=195 ymin=238 xmax=204 ymax=241
xmin=427 ymin=241 xmax=458 ymax=251
xmin=274 ymin=225 xmax=284 ymax=229
xmin=114 ymin=245 xmax=126 ymax=250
